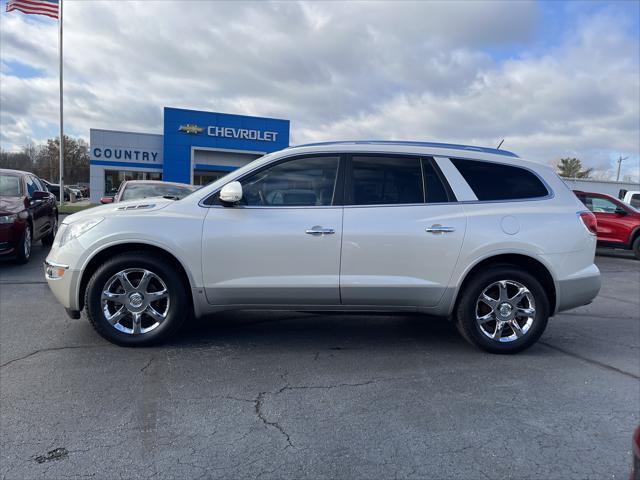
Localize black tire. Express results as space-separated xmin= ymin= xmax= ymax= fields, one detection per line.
xmin=85 ymin=251 xmax=189 ymax=346
xmin=455 ymin=265 xmax=549 ymax=354
xmin=41 ymin=214 xmax=58 ymax=246
xmin=633 ymin=236 xmax=640 ymax=260
xmin=15 ymin=223 xmax=32 ymax=264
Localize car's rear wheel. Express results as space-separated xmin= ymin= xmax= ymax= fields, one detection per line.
xmin=15 ymin=224 xmax=32 ymax=264
xmin=41 ymin=215 xmax=58 ymax=246
xmin=632 ymin=236 xmax=640 ymax=260
xmin=85 ymin=252 xmax=189 ymax=346
xmin=455 ymin=266 xmax=549 ymax=354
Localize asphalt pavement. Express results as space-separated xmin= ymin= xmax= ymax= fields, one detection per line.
xmin=1 ymin=244 xmax=638 ymax=479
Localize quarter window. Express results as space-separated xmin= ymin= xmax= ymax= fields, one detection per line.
xmin=351 ymin=156 xmax=424 ymax=205
xmin=450 ymin=158 xmax=548 ymax=201
xmin=240 ymin=156 xmax=339 ymax=207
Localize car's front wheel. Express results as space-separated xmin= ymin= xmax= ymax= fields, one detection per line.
xmin=632 ymin=236 xmax=640 ymax=260
xmin=85 ymin=252 xmax=189 ymax=346
xmin=15 ymin=223 xmax=32 ymax=264
xmin=455 ymin=266 xmax=549 ymax=354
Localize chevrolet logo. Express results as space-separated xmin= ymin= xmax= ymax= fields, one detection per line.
xmin=178 ymin=124 xmax=204 ymax=134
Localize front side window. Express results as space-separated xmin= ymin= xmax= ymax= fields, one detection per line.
xmin=350 ymin=156 xmax=423 ymax=205
xmin=26 ymin=176 xmax=38 ymax=197
xmin=450 ymin=158 xmax=549 ymax=201
xmin=239 ymin=156 xmax=339 ymax=207
xmin=582 ymin=196 xmax=620 ymax=214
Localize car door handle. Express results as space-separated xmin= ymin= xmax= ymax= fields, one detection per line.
xmin=425 ymin=225 xmax=455 ymax=234
xmin=305 ymin=226 xmax=335 ymax=236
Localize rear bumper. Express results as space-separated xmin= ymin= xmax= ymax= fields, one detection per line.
xmin=555 ymin=265 xmax=601 ymax=313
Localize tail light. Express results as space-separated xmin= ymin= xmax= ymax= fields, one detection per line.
xmin=579 ymin=211 xmax=597 ymax=235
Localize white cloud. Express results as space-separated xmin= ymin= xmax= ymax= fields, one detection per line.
xmin=0 ymin=0 xmax=638 ymax=179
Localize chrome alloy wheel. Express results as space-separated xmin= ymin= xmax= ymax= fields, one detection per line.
xmin=475 ymin=280 xmax=536 ymax=343
xmin=101 ymin=268 xmax=170 ymax=335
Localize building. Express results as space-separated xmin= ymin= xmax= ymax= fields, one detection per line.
xmin=562 ymin=177 xmax=640 ymax=199
xmin=89 ymin=107 xmax=290 ymax=203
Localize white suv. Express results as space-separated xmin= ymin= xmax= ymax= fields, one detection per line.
xmin=45 ymin=141 xmax=601 ymax=353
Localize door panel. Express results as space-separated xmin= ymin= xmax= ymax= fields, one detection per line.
xmin=340 ymin=204 xmax=466 ymax=307
xmin=202 ymin=207 xmax=343 ymax=305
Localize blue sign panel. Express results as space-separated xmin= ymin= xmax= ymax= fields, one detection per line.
xmin=163 ymin=107 xmax=290 ymax=183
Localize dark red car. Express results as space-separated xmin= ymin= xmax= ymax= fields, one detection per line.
xmin=0 ymin=169 xmax=58 ymax=264
xmin=574 ymin=190 xmax=640 ymax=260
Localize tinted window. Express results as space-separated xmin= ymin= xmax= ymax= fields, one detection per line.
xmin=630 ymin=194 xmax=640 ymax=209
xmin=351 ymin=156 xmax=423 ymax=205
xmin=423 ymin=159 xmax=451 ymax=203
xmin=451 ymin=158 xmax=548 ymax=201
xmin=240 ymin=156 xmax=339 ymax=207
xmin=26 ymin=176 xmax=38 ymax=197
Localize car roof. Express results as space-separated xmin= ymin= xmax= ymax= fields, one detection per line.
xmin=290 ymin=140 xmax=519 ymax=158
xmin=0 ymin=168 xmax=33 ymax=176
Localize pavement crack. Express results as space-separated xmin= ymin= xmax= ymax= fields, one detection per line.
xmin=140 ymin=357 xmax=153 ymax=373
xmin=254 ymin=391 xmax=294 ymax=449
xmin=539 ymin=341 xmax=640 ymax=380
xmin=276 ymin=379 xmax=380 ymax=394
xmin=1 ymin=345 xmax=105 ymax=369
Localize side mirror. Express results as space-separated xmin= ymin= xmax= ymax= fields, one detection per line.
xmin=31 ymin=190 xmax=50 ymax=202
xmin=615 ymin=208 xmax=628 ymax=216
xmin=219 ymin=181 xmax=243 ymax=204
xmin=100 ymin=196 xmax=114 ymax=204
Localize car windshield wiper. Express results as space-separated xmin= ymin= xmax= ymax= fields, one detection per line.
xmin=162 ymin=195 xmax=180 ymax=200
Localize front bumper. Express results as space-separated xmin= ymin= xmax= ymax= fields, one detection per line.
xmin=0 ymin=220 xmax=26 ymax=257
xmin=44 ymin=260 xmax=82 ymax=312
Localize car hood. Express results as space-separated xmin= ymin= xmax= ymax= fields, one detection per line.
xmin=0 ymin=196 xmax=26 ymax=215
xmin=62 ymin=197 xmax=175 ymax=224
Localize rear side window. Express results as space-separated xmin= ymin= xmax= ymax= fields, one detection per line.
xmin=351 ymin=156 xmax=423 ymax=205
xmin=630 ymin=194 xmax=640 ymax=209
xmin=450 ymin=158 xmax=549 ymax=201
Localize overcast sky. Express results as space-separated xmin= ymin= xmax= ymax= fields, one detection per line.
xmin=1 ymin=0 xmax=639 ymax=180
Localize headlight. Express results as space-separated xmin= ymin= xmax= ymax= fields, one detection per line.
xmin=0 ymin=214 xmax=18 ymax=224
xmin=57 ymin=217 xmax=104 ymax=247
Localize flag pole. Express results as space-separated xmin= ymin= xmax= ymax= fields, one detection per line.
xmin=58 ymin=0 xmax=64 ymax=205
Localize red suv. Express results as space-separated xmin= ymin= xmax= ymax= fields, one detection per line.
xmin=574 ymin=190 xmax=640 ymax=260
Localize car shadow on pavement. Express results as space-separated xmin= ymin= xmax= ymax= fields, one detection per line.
xmin=166 ymin=310 xmax=467 ymax=352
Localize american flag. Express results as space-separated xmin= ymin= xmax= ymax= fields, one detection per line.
xmin=6 ymin=0 xmax=59 ymax=19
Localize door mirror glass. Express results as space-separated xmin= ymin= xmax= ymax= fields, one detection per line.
xmin=100 ymin=196 xmax=114 ymax=204
xmin=219 ymin=181 xmax=243 ymax=204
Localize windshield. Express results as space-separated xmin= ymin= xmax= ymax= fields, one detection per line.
xmin=121 ymin=183 xmax=197 ymax=201
xmin=0 ymin=174 xmax=22 ymax=197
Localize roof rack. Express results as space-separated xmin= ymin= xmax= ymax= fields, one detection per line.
xmin=290 ymin=140 xmax=519 ymax=158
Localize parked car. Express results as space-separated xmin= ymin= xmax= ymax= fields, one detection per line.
xmin=100 ymin=180 xmax=198 ymax=204
xmin=574 ymin=190 xmax=640 ymax=259
xmin=67 ymin=185 xmax=85 ymax=199
xmin=41 ymin=180 xmax=71 ymax=202
xmin=0 ymin=169 xmax=58 ymax=263
xmin=45 ymin=141 xmax=600 ymax=351
xmin=619 ymin=189 xmax=640 ymax=209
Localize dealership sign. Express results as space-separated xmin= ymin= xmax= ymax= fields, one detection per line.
xmin=92 ymin=147 xmax=160 ymax=163
xmin=178 ymin=124 xmax=278 ymax=142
